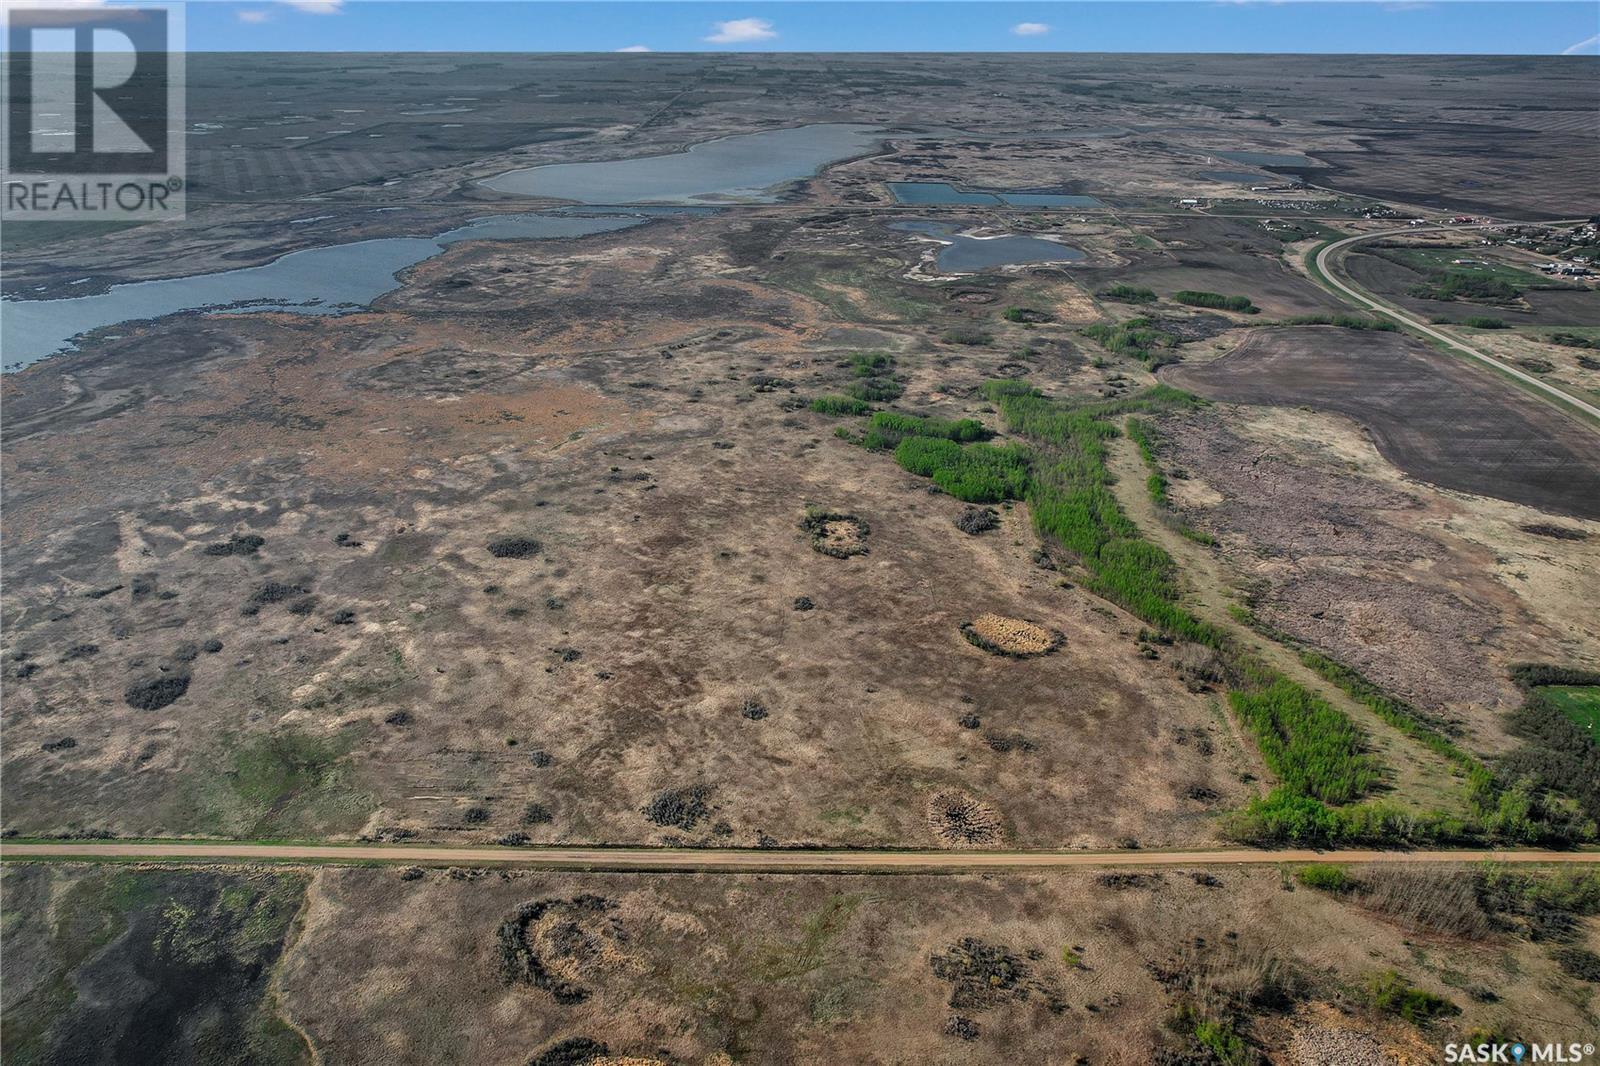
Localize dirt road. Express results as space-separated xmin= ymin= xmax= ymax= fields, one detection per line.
xmin=2 ymin=841 xmax=1597 ymax=872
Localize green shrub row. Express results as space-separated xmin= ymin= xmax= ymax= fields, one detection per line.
xmin=1174 ymin=290 xmax=1258 ymax=314
xmin=811 ymin=395 xmax=874 ymax=416
xmin=1280 ymin=314 xmax=1397 ymax=331
xmin=1099 ymin=283 xmax=1157 ymax=305
xmin=1229 ymin=681 xmax=1378 ymax=805
xmin=866 ymin=411 xmax=990 ymax=447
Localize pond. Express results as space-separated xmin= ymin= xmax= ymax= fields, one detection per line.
xmin=1212 ymin=150 xmax=1319 ymax=168
xmin=482 ymin=123 xmax=886 ymax=204
xmin=891 ymin=220 xmax=1086 ymax=273
xmin=1 ymin=213 xmax=649 ymax=370
xmin=888 ymin=181 xmax=1103 ymax=208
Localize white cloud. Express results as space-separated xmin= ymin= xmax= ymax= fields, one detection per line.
xmin=282 ymin=0 xmax=344 ymax=13
xmin=616 ymin=44 xmax=652 ymax=53
xmin=705 ymin=18 xmax=777 ymax=44
xmin=237 ymin=9 xmax=272 ymax=23
xmin=1562 ymin=32 xmax=1599 ymax=55
xmin=1011 ymin=22 xmax=1051 ymax=36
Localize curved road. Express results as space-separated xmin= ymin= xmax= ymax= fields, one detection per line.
xmin=1312 ymin=221 xmax=1600 ymax=424
xmin=3 ymin=841 xmax=1598 ymax=872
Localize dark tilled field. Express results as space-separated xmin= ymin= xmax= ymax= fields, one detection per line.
xmin=1162 ymin=327 xmax=1600 ymax=520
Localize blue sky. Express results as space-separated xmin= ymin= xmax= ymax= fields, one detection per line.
xmin=172 ymin=2 xmax=1600 ymax=55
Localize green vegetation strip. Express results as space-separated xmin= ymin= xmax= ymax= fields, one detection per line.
xmin=1173 ymin=290 xmax=1258 ymax=314
xmin=980 ymin=381 xmax=1588 ymax=847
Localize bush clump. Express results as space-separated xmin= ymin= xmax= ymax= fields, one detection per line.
xmin=1080 ymin=317 xmax=1181 ymax=365
xmin=1294 ymin=863 xmax=1355 ymax=892
xmin=955 ymin=506 xmax=1000 ymax=535
xmin=810 ymin=395 xmax=873 ymax=416
xmin=1361 ymin=970 xmax=1459 ymax=1025
xmin=643 ymin=784 xmax=711 ymax=830
xmin=1173 ymin=290 xmax=1258 ymax=314
xmin=202 ymin=533 xmax=265 ymax=557
xmin=862 ymin=411 xmax=991 ymax=451
xmin=124 ymin=672 xmax=191 ymax=711
xmin=1099 ymin=283 xmax=1157 ymax=304
xmin=1463 ymin=316 xmax=1508 ymax=329
xmin=487 ymin=536 xmax=541 ymax=559
xmin=894 ymin=437 xmax=1029 ymax=503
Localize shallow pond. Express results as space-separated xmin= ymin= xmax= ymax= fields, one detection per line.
xmin=891 ymin=220 xmax=1086 ymax=272
xmin=888 ymin=181 xmax=1103 ymax=208
xmin=1213 ymin=150 xmax=1318 ymax=168
xmin=1 ymin=213 xmax=648 ymax=370
xmin=482 ymin=123 xmax=886 ymax=204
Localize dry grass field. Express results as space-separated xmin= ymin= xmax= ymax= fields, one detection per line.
xmin=4 ymin=51 xmax=1598 ymax=1064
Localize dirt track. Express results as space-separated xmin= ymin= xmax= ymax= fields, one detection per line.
xmin=3 ymin=841 xmax=1598 ymax=871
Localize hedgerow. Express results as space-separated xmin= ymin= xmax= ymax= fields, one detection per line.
xmin=1173 ymin=290 xmax=1258 ymax=314
xmin=864 ymin=411 xmax=990 ymax=450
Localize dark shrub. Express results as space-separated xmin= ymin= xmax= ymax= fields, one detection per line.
xmin=529 ymin=1037 xmax=609 ymax=1066
xmin=60 ymin=643 xmax=100 ymax=662
xmin=462 ymin=805 xmax=490 ymax=824
xmin=202 ymin=533 xmax=265 ymax=557
xmin=124 ymin=673 xmax=191 ymax=711
xmin=384 ymin=710 xmax=412 ymax=726
xmin=955 ymin=507 xmax=1001 ymax=534
xmin=643 ymin=785 xmax=710 ymax=830
xmin=522 ymin=802 xmax=554 ymax=825
xmin=487 ymin=536 xmax=541 ymax=559
xmin=1554 ymin=946 xmax=1600 ymax=982
xmin=41 ymin=737 xmax=77 ymax=752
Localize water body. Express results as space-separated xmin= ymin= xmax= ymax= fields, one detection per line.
xmin=891 ymin=220 xmax=1086 ymax=273
xmin=888 ymin=181 xmax=1104 ymax=208
xmin=482 ymin=123 xmax=886 ymax=204
xmin=1 ymin=213 xmax=647 ymax=370
xmin=1213 ymin=150 xmax=1319 ymax=168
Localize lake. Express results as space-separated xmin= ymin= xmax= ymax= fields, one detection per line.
xmin=888 ymin=181 xmax=1103 ymax=208
xmin=891 ymin=220 xmax=1086 ymax=272
xmin=1 ymin=213 xmax=648 ymax=370
xmin=482 ymin=123 xmax=886 ymax=204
